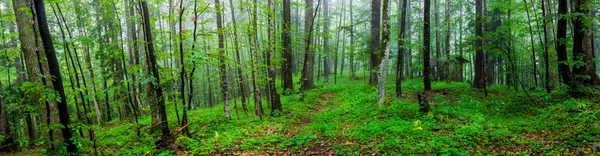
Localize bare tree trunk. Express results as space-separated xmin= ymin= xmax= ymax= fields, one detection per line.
xmin=445 ymin=0 xmax=451 ymax=83
xmin=323 ymin=0 xmax=330 ymax=83
xmin=473 ymin=0 xmax=485 ymax=88
xmin=33 ymin=0 xmax=77 ymax=152
xmin=571 ymin=0 xmax=600 ymax=87
xmin=369 ymin=0 xmax=381 ymax=85
xmin=523 ymin=0 xmax=538 ymax=88
xmin=423 ymin=0 xmax=432 ymax=91
xmin=396 ymin=0 xmax=408 ymax=97
xmin=140 ymin=0 xmax=170 ymax=142
xmin=377 ymin=0 xmax=391 ymax=105
xmin=301 ymin=0 xmax=320 ymax=91
xmin=282 ymin=0 xmax=295 ymax=94
xmin=248 ymin=0 xmax=264 ymax=117
xmin=267 ymin=0 xmax=283 ymax=115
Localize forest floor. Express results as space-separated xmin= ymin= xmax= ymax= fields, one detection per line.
xmin=12 ymin=74 xmax=600 ymax=155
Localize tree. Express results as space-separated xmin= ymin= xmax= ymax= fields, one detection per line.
xmin=445 ymin=0 xmax=451 ymax=83
xmin=33 ymin=0 xmax=77 ymax=152
xmin=423 ymin=0 xmax=432 ymax=91
xmin=322 ymin=0 xmax=330 ymax=83
xmin=556 ymin=0 xmax=571 ymax=86
xmin=301 ymin=0 xmax=319 ymax=91
xmin=249 ymin=0 xmax=264 ymax=116
xmin=214 ymin=0 xmax=230 ymax=119
xmin=473 ymin=0 xmax=485 ymax=88
xmin=140 ymin=0 xmax=170 ymax=142
xmin=282 ymin=0 xmax=294 ymax=94
xmin=541 ymin=0 xmax=550 ymax=93
xmin=0 ymin=83 xmax=16 ymax=152
xmin=377 ymin=0 xmax=391 ymax=105
xmin=267 ymin=0 xmax=283 ymax=115
xmin=523 ymin=0 xmax=538 ymax=87
xmin=12 ymin=0 xmax=53 ymax=143
xmin=349 ymin=0 xmax=356 ymax=78
xmin=571 ymin=0 xmax=600 ymax=87
xmin=369 ymin=0 xmax=381 ymax=85
xmin=178 ymin=0 xmax=189 ymax=129
xmin=396 ymin=0 xmax=408 ymax=97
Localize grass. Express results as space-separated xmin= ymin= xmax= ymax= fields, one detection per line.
xmin=13 ymin=73 xmax=600 ymax=155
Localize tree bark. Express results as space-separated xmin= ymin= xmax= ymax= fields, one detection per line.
xmin=33 ymin=0 xmax=77 ymax=152
xmin=267 ymin=0 xmax=283 ymax=115
xmin=323 ymin=0 xmax=330 ymax=83
xmin=473 ymin=0 xmax=485 ymax=88
xmin=571 ymin=0 xmax=600 ymax=87
xmin=301 ymin=0 xmax=319 ymax=91
xmin=396 ymin=0 xmax=408 ymax=97
xmin=369 ymin=0 xmax=381 ymax=85
xmin=140 ymin=0 xmax=170 ymax=141
xmin=423 ymin=0 xmax=432 ymax=91
xmin=248 ymin=0 xmax=264 ymax=117
xmin=282 ymin=0 xmax=294 ymax=94
xmin=377 ymin=0 xmax=391 ymax=105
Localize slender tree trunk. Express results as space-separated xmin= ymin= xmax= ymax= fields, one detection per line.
xmin=178 ymin=0 xmax=189 ymax=130
xmin=301 ymin=0 xmax=320 ymax=91
xmin=541 ymin=0 xmax=551 ymax=93
xmin=524 ymin=0 xmax=539 ymax=88
xmin=377 ymin=0 xmax=391 ymax=105
xmin=140 ymin=0 xmax=170 ymax=142
xmin=396 ymin=0 xmax=408 ymax=97
xmin=556 ymin=0 xmax=571 ymax=87
xmin=282 ymin=0 xmax=294 ymax=94
xmin=369 ymin=0 xmax=382 ymax=85
xmin=445 ymin=0 xmax=451 ymax=83
xmin=248 ymin=0 xmax=264 ymax=117
xmin=33 ymin=0 xmax=77 ymax=152
xmin=434 ymin=0 xmax=441 ymax=81
xmin=349 ymin=0 xmax=356 ymax=78
xmin=214 ymin=0 xmax=231 ymax=119
xmin=473 ymin=0 xmax=485 ymax=88
xmin=423 ymin=0 xmax=432 ymax=91
xmin=323 ymin=0 xmax=330 ymax=83
xmin=267 ymin=0 xmax=283 ymax=115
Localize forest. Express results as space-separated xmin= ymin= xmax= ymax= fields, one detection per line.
xmin=0 ymin=0 xmax=599 ymax=155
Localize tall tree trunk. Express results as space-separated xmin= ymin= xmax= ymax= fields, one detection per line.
xmin=571 ymin=0 xmax=600 ymax=87
xmin=140 ymin=0 xmax=170 ymax=142
xmin=542 ymin=0 xmax=551 ymax=93
xmin=33 ymin=0 xmax=77 ymax=152
xmin=473 ymin=0 xmax=485 ymax=88
xmin=301 ymin=0 xmax=319 ymax=91
xmin=434 ymin=0 xmax=441 ymax=81
xmin=396 ymin=0 xmax=408 ymax=97
xmin=12 ymin=0 xmax=52 ymax=142
xmin=178 ymin=0 xmax=188 ymax=130
xmin=349 ymin=0 xmax=356 ymax=78
xmin=445 ymin=0 xmax=451 ymax=83
xmin=335 ymin=0 xmax=346 ymax=84
xmin=249 ymin=0 xmax=264 ymax=117
xmin=377 ymin=0 xmax=391 ymax=105
xmin=523 ymin=0 xmax=538 ymax=87
xmin=369 ymin=0 xmax=381 ymax=85
xmin=556 ymin=0 xmax=571 ymax=87
xmin=267 ymin=0 xmax=283 ymax=115
xmin=423 ymin=0 xmax=432 ymax=91
xmin=282 ymin=0 xmax=294 ymax=94
xmin=215 ymin=0 xmax=230 ymax=119
xmin=323 ymin=0 xmax=330 ymax=83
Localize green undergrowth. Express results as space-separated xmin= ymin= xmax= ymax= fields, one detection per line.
xmin=18 ymin=75 xmax=600 ymax=155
